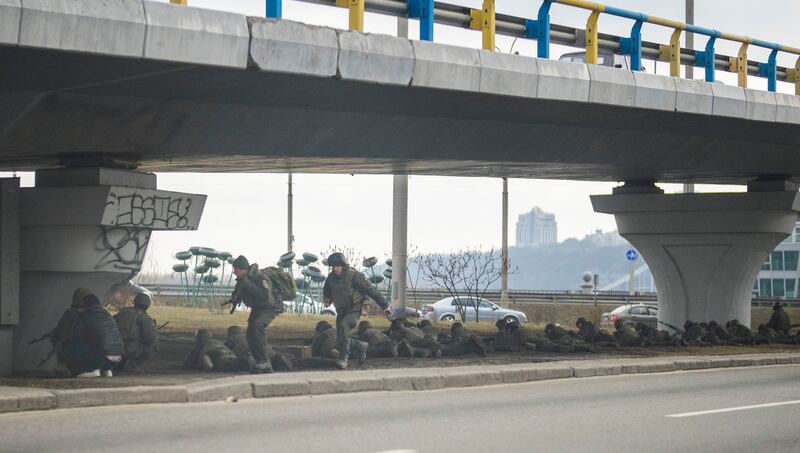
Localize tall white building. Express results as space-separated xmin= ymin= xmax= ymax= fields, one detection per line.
xmin=516 ymin=207 xmax=557 ymax=247
xmin=753 ymin=223 xmax=800 ymax=299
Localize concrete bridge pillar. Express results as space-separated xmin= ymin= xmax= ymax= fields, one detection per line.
xmin=591 ymin=182 xmax=800 ymax=329
xmin=9 ymin=167 xmax=205 ymax=376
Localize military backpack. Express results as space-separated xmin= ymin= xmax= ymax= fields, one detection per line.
xmin=260 ymin=266 xmax=297 ymax=309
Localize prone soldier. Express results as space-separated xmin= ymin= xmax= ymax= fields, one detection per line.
xmin=183 ymin=329 xmax=239 ymax=372
xmin=356 ymin=321 xmax=399 ymax=358
xmin=310 ymin=321 xmax=367 ymax=369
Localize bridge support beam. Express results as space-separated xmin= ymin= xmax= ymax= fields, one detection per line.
xmin=592 ymin=183 xmax=800 ymax=329
xmin=8 ymin=167 xmax=206 ymax=376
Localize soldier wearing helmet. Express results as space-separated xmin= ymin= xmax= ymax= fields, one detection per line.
xmin=113 ymin=292 xmax=159 ymax=371
xmin=322 ymin=252 xmax=391 ymax=368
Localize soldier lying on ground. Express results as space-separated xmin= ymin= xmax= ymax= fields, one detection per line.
xmin=310 ymin=320 xmax=367 ymax=369
xmin=492 ymin=319 xmax=536 ymax=352
xmin=634 ymin=322 xmax=685 ymax=347
xmin=417 ymin=319 xmax=453 ymax=344
xmin=183 ymin=329 xmax=239 ymax=372
xmin=356 ymin=321 xmax=399 ymax=358
xmin=612 ymin=320 xmax=646 ymax=347
xmin=725 ymin=319 xmax=757 ymax=345
xmin=113 ymin=292 xmax=159 ymax=372
xmin=225 ymin=326 xmax=295 ymax=372
xmin=388 ymin=319 xmax=439 ymax=358
xmin=575 ymin=318 xmax=617 ymax=346
xmin=447 ymin=322 xmax=489 ymax=357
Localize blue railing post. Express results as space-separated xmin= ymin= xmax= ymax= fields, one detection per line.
xmin=759 ymin=48 xmax=779 ymax=92
xmin=620 ymin=20 xmax=643 ymax=71
xmin=526 ymin=0 xmax=552 ymax=58
xmin=266 ymin=0 xmax=281 ymax=18
xmin=408 ymin=0 xmax=434 ymax=41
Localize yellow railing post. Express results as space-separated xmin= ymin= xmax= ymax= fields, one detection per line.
xmin=795 ymin=57 xmax=800 ymax=95
xmin=169 ymin=0 xmax=187 ymax=4
xmin=470 ymin=0 xmax=495 ymax=51
xmin=586 ymin=10 xmax=601 ymax=64
xmin=669 ymin=28 xmax=682 ymax=77
xmin=729 ymin=42 xmax=749 ymax=88
xmin=336 ymin=0 xmax=364 ymax=32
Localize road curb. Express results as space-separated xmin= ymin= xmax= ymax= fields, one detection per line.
xmin=2 ymin=353 xmax=800 ymax=414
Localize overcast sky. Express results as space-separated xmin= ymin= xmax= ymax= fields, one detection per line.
xmin=9 ymin=0 xmax=800 ymax=273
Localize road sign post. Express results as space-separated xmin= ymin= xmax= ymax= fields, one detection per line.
xmin=626 ymin=249 xmax=638 ymax=296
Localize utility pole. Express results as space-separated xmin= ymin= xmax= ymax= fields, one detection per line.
xmin=501 ymin=178 xmax=509 ymax=307
xmin=391 ymin=16 xmax=410 ymax=316
xmin=683 ymin=0 xmax=695 ymax=194
xmin=287 ymin=173 xmax=293 ymax=252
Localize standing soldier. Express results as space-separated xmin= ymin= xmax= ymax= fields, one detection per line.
xmin=322 ymin=252 xmax=391 ymax=368
xmin=113 ymin=292 xmax=158 ymax=371
xmin=228 ymin=255 xmax=283 ymax=374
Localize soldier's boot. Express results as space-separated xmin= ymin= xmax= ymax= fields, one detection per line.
xmin=389 ymin=342 xmax=399 ymax=358
xmin=356 ymin=341 xmax=368 ymax=365
xmin=200 ymin=355 xmax=215 ymax=372
xmin=338 ymin=353 xmax=349 ymax=369
xmin=252 ymin=361 xmax=274 ymax=374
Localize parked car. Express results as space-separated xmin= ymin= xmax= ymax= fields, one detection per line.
xmin=423 ymin=297 xmax=527 ymax=323
xmin=600 ymin=304 xmax=658 ymax=329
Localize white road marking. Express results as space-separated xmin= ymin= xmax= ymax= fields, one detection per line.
xmin=667 ymin=400 xmax=800 ymax=418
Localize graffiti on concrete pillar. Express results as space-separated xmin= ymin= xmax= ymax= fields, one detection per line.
xmin=94 ymin=227 xmax=151 ymax=271
xmin=104 ymin=191 xmax=193 ymax=230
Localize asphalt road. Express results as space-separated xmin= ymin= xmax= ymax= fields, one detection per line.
xmin=2 ymin=366 xmax=799 ymax=453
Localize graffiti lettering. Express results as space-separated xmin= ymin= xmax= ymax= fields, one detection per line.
xmin=105 ymin=192 xmax=192 ymax=229
xmin=94 ymin=227 xmax=151 ymax=271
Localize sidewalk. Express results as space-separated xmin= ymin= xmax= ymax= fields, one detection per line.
xmin=2 ymin=352 xmax=798 ymax=414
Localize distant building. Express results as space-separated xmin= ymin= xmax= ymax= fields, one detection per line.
xmin=584 ymin=229 xmax=628 ymax=248
xmin=516 ymin=207 xmax=557 ymax=247
xmin=753 ymin=222 xmax=800 ymax=299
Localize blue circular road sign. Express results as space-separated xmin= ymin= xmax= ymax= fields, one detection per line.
xmin=626 ymin=249 xmax=638 ymax=261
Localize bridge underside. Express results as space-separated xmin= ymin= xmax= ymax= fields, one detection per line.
xmin=3 ymin=46 xmax=800 ymax=183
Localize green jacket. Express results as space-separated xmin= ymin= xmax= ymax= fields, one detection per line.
xmin=113 ymin=307 xmax=158 ymax=351
xmin=767 ymin=309 xmax=791 ymax=333
xmin=311 ymin=329 xmax=339 ymax=358
xmin=323 ymin=267 xmax=388 ymax=312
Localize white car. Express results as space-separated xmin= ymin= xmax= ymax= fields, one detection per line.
xmin=422 ymin=297 xmax=527 ymax=323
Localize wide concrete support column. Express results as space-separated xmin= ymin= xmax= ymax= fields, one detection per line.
xmin=11 ymin=167 xmax=205 ymax=376
xmin=592 ymin=187 xmax=800 ymax=329
xmin=392 ymin=175 xmax=408 ymax=313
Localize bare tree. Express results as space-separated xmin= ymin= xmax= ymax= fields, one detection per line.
xmin=420 ymin=247 xmax=509 ymax=323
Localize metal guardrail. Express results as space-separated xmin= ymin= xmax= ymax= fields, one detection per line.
xmin=173 ymin=0 xmax=800 ymax=94
xmin=142 ymin=282 xmax=800 ymax=307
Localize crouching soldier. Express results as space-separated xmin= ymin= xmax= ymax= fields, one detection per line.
xmin=55 ymin=289 xmax=123 ymax=377
xmin=183 ymin=329 xmax=239 ymax=372
xmin=356 ymin=321 xmax=399 ymax=358
xmin=113 ymin=292 xmax=158 ymax=371
xmin=309 ymin=321 xmax=367 ymax=369
xmin=767 ymin=302 xmax=792 ymax=337
xmin=225 ymin=325 xmax=295 ymax=372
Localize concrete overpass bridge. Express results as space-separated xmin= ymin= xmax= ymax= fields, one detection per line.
xmin=1 ymin=0 xmax=799 ymax=375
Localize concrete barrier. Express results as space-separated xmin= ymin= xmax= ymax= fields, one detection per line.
xmin=478 ymin=51 xmax=539 ymax=98
xmin=536 ymin=59 xmax=590 ymax=102
xmin=675 ymin=78 xmax=713 ymax=115
xmin=744 ymin=89 xmax=778 ymax=122
xmin=587 ymin=64 xmax=635 ymax=106
xmin=19 ymin=0 xmax=145 ymax=57
xmin=337 ymin=31 xmax=413 ymax=86
xmin=412 ymin=40 xmax=481 ymax=91
xmin=143 ymin=0 xmax=248 ymax=68
xmin=186 ymin=379 xmax=253 ymax=402
xmin=0 ymin=0 xmax=21 ymax=45
xmin=53 ymin=385 xmax=187 ymax=408
xmin=633 ymin=72 xmax=676 ymax=111
xmin=0 ymin=387 xmax=56 ymax=412
xmin=249 ymin=19 xmax=338 ymax=78
xmin=711 ymin=84 xmax=747 ymax=118
xmin=775 ymin=93 xmax=800 ymax=125
xmin=252 ymin=380 xmax=310 ymax=398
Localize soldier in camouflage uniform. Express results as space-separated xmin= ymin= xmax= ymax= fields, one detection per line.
xmin=634 ymin=322 xmax=685 ymax=347
xmin=224 ymin=325 xmax=295 ymax=372
xmin=113 ymin=292 xmax=158 ymax=371
xmin=356 ymin=321 xmax=399 ymax=358
xmin=766 ymin=302 xmax=792 ymax=337
xmin=725 ymin=319 xmax=756 ymax=345
xmin=575 ymin=318 xmax=618 ymax=347
xmin=388 ymin=319 xmax=438 ymax=357
xmin=445 ymin=322 xmax=488 ymax=357
xmin=613 ymin=319 xmax=645 ymax=347
xmin=311 ymin=321 xmax=367 ymax=369
xmin=322 ymin=253 xmax=391 ymax=368
xmin=183 ymin=329 xmax=239 ymax=372
xmin=492 ymin=319 xmax=535 ymax=352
